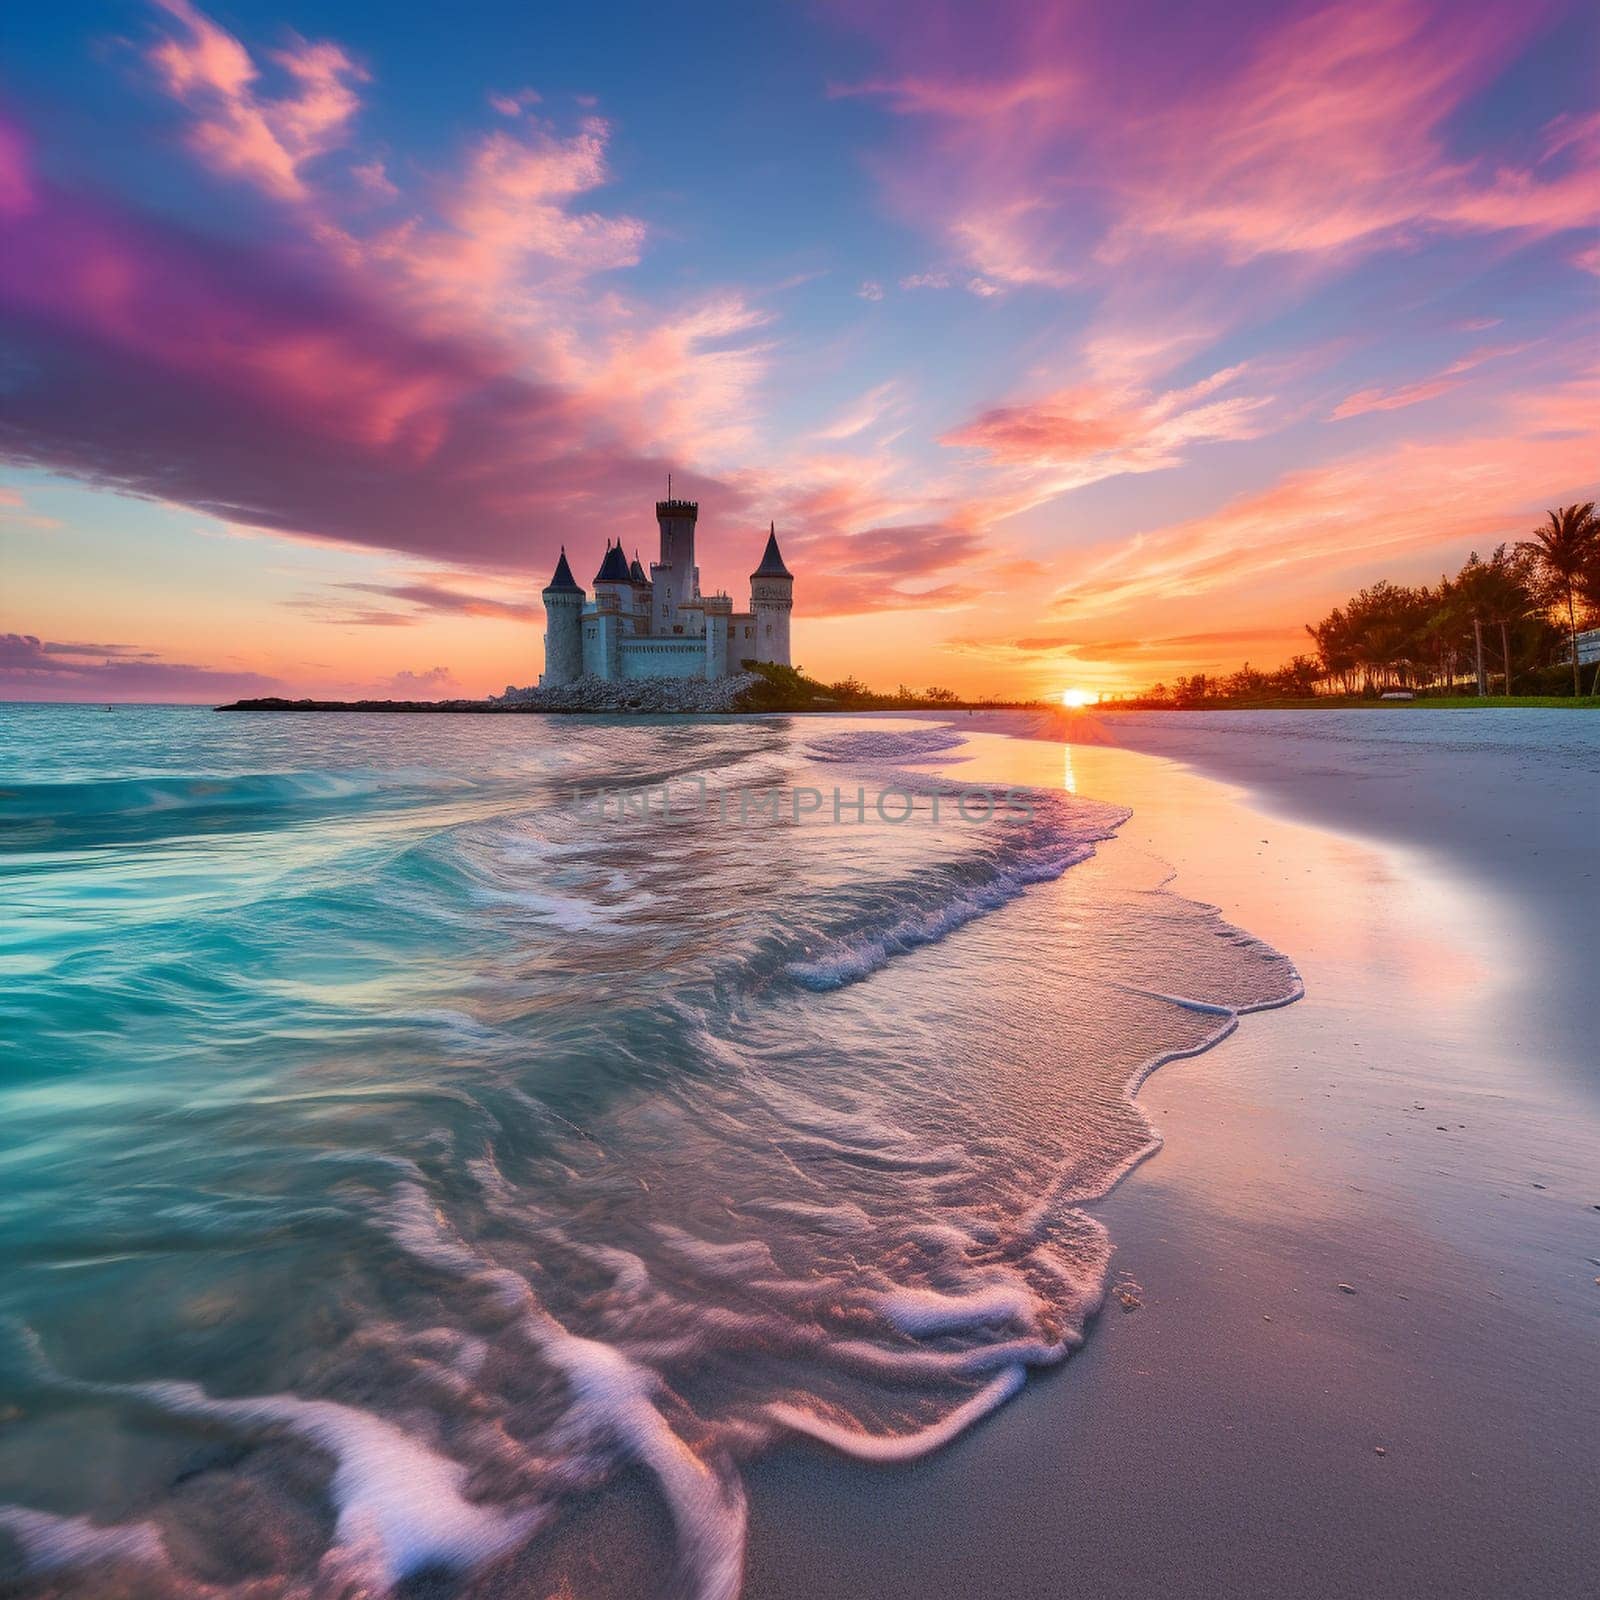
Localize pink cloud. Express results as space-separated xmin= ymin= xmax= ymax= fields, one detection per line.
xmin=836 ymin=0 xmax=1599 ymax=290
xmin=1330 ymin=341 xmax=1530 ymax=419
xmin=350 ymin=158 xmax=398 ymax=199
xmin=566 ymin=294 xmax=774 ymax=460
xmin=813 ymin=380 xmax=902 ymax=441
xmin=331 ymin=580 xmax=539 ymax=622
xmin=487 ymin=88 xmax=542 ymax=118
xmin=715 ymin=460 xmax=1016 ymax=618
xmin=380 ymin=664 xmax=459 ymax=694
xmin=385 ymin=120 xmax=646 ymax=310
xmin=1330 ymin=375 xmax=1461 ymax=420
xmin=942 ymin=365 xmax=1268 ymax=477
xmin=146 ymin=0 xmax=366 ymax=202
xmin=792 ymin=521 xmax=993 ymax=616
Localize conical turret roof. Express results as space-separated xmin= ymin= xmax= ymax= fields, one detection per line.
xmin=629 ymin=551 xmax=648 ymax=583
xmin=595 ymin=540 xmax=632 ymax=583
xmin=751 ymin=523 xmax=792 ymax=579
xmin=544 ymin=547 xmax=582 ymax=593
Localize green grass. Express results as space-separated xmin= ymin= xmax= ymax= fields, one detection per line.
xmin=732 ymin=662 xmax=840 ymax=712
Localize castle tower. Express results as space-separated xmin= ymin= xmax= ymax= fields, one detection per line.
xmin=628 ymin=550 xmax=653 ymax=632
xmin=539 ymin=547 xmax=584 ymax=686
xmin=651 ymin=497 xmax=700 ymax=633
xmin=593 ymin=540 xmax=634 ymax=623
xmin=750 ymin=523 xmax=793 ymax=666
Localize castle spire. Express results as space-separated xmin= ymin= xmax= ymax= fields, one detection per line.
xmin=751 ymin=522 xmax=792 ymax=579
xmin=595 ymin=541 xmax=632 ymax=583
xmin=545 ymin=546 xmax=581 ymax=593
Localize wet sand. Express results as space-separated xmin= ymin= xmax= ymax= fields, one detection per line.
xmin=742 ymin=711 xmax=1600 ymax=1600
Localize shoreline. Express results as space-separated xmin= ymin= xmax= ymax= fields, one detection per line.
xmin=743 ymin=711 xmax=1599 ymax=1600
xmin=206 ymin=696 xmax=1599 ymax=715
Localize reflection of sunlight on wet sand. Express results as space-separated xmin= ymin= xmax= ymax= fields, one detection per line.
xmin=937 ymin=724 xmax=1501 ymax=1022
xmin=932 ymin=717 xmax=1516 ymax=1249
xmin=1073 ymin=741 xmax=1501 ymax=1018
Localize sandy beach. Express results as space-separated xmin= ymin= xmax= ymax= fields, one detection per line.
xmin=744 ymin=709 xmax=1600 ymax=1600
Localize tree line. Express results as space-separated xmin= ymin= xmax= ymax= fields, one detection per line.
xmin=1137 ymin=502 xmax=1600 ymax=705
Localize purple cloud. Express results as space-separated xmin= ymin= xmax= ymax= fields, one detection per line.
xmin=0 ymin=115 xmax=739 ymax=576
xmin=0 ymin=632 xmax=281 ymax=702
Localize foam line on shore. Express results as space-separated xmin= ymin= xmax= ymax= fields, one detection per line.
xmin=767 ymin=1366 xmax=1028 ymax=1461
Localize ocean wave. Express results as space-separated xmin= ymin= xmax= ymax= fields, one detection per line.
xmin=802 ymin=725 xmax=970 ymax=765
xmin=0 ymin=765 xmax=481 ymax=850
xmin=0 ymin=709 xmax=1302 ymax=1598
xmin=784 ymin=822 xmax=1103 ymax=990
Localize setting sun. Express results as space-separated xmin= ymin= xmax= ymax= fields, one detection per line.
xmin=1061 ymin=688 xmax=1098 ymax=709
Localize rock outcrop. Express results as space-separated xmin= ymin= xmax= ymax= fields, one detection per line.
xmin=490 ymin=672 xmax=761 ymax=714
xmin=219 ymin=673 xmax=764 ymax=715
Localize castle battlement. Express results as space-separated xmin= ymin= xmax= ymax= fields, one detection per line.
xmin=539 ymin=495 xmax=793 ymax=688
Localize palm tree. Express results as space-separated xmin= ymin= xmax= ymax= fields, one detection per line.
xmin=1518 ymin=503 xmax=1598 ymax=695
xmin=1578 ymin=538 xmax=1600 ymax=695
xmin=1452 ymin=545 xmax=1537 ymax=693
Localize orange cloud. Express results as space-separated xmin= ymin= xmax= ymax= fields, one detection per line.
xmin=948 ymin=624 xmax=1309 ymax=666
xmin=1049 ymin=366 xmax=1600 ymax=623
xmin=1330 ymin=342 xmax=1530 ymax=419
xmin=792 ymin=522 xmax=994 ymax=616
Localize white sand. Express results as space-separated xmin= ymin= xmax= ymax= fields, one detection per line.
xmin=744 ymin=708 xmax=1600 ymax=1600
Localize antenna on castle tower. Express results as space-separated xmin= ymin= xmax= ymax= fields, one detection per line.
xmin=668 ymin=473 xmax=672 ymax=499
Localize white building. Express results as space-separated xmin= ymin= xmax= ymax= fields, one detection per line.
xmin=540 ymin=497 xmax=794 ymax=685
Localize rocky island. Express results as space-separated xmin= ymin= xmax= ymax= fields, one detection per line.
xmin=217 ymin=667 xmax=832 ymax=715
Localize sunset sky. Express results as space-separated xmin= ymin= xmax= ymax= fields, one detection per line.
xmin=3 ymin=0 xmax=1597 ymax=701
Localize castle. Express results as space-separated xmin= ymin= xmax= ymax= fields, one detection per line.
xmin=539 ymin=497 xmax=794 ymax=685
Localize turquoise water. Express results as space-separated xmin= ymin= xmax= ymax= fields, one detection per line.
xmin=0 ymin=706 xmax=1298 ymax=1597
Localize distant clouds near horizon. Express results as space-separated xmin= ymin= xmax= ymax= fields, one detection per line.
xmin=2 ymin=0 xmax=1596 ymax=699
